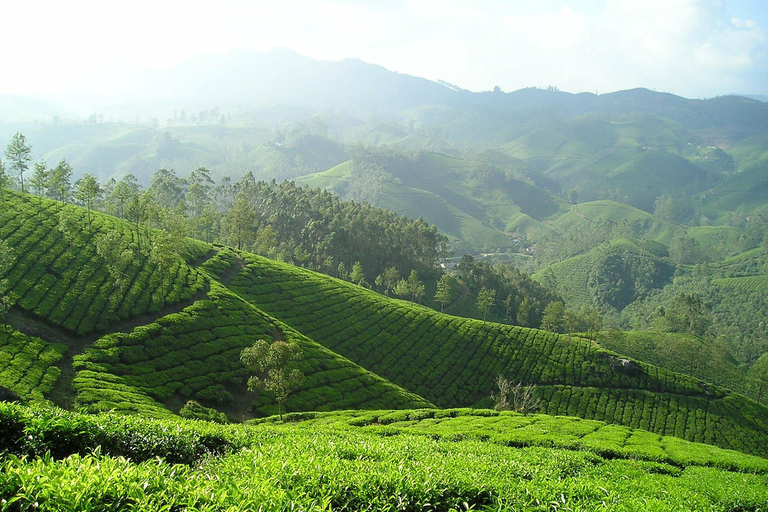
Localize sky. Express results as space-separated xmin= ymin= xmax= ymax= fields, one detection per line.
xmin=2 ymin=0 xmax=767 ymax=99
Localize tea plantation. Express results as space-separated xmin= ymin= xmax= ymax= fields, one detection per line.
xmin=1 ymin=402 xmax=767 ymax=511
xmin=0 ymin=191 xmax=208 ymax=335
xmin=3 ymin=187 xmax=768 ymax=507
xmin=227 ymin=254 xmax=768 ymax=457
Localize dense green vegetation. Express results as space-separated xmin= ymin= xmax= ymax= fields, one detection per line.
xmin=4 ymin=58 xmax=768 ymax=509
xmin=0 ymin=192 xmax=431 ymax=419
xmin=226 ymin=253 xmax=768 ymax=457
xmin=0 ymin=190 xmax=208 ymax=335
xmin=2 ymin=402 xmax=768 ymax=511
xmin=0 ymin=330 xmax=65 ymax=403
xmin=74 ymin=279 xmax=430 ymax=418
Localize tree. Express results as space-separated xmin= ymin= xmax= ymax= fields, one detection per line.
xmin=490 ymin=375 xmax=541 ymax=414
xmin=541 ymin=300 xmax=566 ymax=333
xmin=0 ymin=158 xmax=6 ymax=201
xmin=240 ymin=339 xmax=304 ymax=420
xmin=223 ymin=193 xmax=256 ymax=250
xmin=337 ymin=261 xmax=348 ymax=280
xmin=125 ymin=191 xmax=157 ymax=253
xmin=350 ymin=261 xmax=365 ymax=286
xmin=378 ymin=266 xmax=401 ymax=297
xmin=95 ymin=231 xmax=134 ymax=298
xmin=74 ymin=173 xmax=102 ymax=232
xmin=29 ymin=161 xmax=49 ymax=204
xmin=666 ymin=292 xmax=710 ymax=337
xmin=150 ymin=229 xmax=180 ymax=305
xmin=405 ymin=270 xmax=425 ymax=303
xmin=5 ymin=132 xmax=32 ymax=193
xmin=502 ymin=294 xmax=515 ymax=323
xmin=48 ymin=159 xmax=73 ymax=204
xmin=516 ymin=297 xmax=532 ymax=327
xmin=476 ymin=286 xmax=496 ymax=322
xmin=434 ymin=274 xmax=452 ymax=312
xmin=57 ymin=206 xmax=80 ymax=255
xmin=186 ymin=167 xmax=215 ymax=217
xmin=105 ymin=174 xmax=140 ymax=219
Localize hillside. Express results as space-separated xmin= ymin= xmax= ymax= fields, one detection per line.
xmin=0 ymin=190 xmax=430 ymax=418
xmin=223 ymin=252 xmax=768 ymax=457
xmin=2 ymin=189 xmax=768 ymax=459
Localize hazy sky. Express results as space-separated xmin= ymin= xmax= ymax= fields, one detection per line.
xmin=3 ymin=0 xmax=767 ymax=99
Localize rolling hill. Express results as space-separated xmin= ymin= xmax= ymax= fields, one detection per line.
xmin=2 ymin=189 xmax=768 ymax=459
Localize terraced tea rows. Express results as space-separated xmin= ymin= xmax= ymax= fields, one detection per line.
xmin=263 ymin=408 xmax=768 ymax=473
xmin=712 ymin=274 xmax=768 ymax=292
xmin=0 ymin=191 xmax=208 ymax=335
xmin=74 ymin=282 xmax=431 ymax=417
xmin=3 ymin=403 xmax=768 ymax=511
xmin=0 ymin=330 xmax=66 ymax=402
xmin=229 ymin=254 xmax=768 ymax=457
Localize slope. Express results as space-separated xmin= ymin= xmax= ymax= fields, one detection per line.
xmin=0 ymin=191 xmax=431 ymax=417
xmin=225 ymin=253 xmax=768 ymax=457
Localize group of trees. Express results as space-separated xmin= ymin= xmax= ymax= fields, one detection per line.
xmin=454 ymin=254 xmax=563 ymax=328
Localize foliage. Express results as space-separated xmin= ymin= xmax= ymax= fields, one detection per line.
xmin=179 ymin=400 xmax=229 ymax=424
xmin=0 ymin=190 xmax=207 ymax=336
xmin=229 ymin=253 xmax=768 ymax=457
xmin=73 ymin=282 xmax=430 ymax=416
xmin=0 ymin=330 xmax=65 ymax=402
xmin=2 ymin=403 xmax=768 ymax=511
xmin=241 ymin=339 xmax=304 ymax=420
xmin=476 ymin=286 xmax=495 ymax=322
xmin=4 ymin=133 xmax=32 ymax=193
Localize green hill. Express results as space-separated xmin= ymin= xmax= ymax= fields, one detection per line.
xmin=225 ymin=253 xmax=768 ymax=457
xmin=297 ymin=150 xmax=560 ymax=251
xmin=0 ymin=191 xmax=430 ymax=418
xmin=3 ymin=189 xmax=768 ymax=459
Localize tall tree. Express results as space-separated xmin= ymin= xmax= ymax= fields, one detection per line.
xmin=406 ymin=269 xmax=425 ymax=303
xmin=350 ymin=261 xmax=366 ymax=286
xmin=29 ymin=162 xmax=49 ymax=204
xmin=240 ymin=338 xmax=304 ymax=420
xmin=105 ymin=174 xmax=140 ymax=219
xmin=434 ymin=274 xmax=452 ymax=312
xmin=150 ymin=229 xmax=180 ymax=305
xmin=0 ymin=240 xmax=16 ymax=332
xmin=186 ymin=167 xmax=215 ymax=217
xmin=223 ymin=193 xmax=256 ymax=250
xmin=74 ymin=173 xmax=102 ymax=232
xmin=749 ymin=353 xmax=768 ymax=404
xmin=476 ymin=286 xmax=496 ymax=323
xmin=377 ymin=266 xmax=401 ymax=297
xmin=95 ymin=231 xmax=134 ymax=297
xmin=149 ymin=168 xmax=187 ymax=211
xmin=125 ymin=191 xmax=157 ymax=253
xmin=48 ymin=159 xmax=73 ymax=204
xmin=5 ymin=133 xmax=32 ymax=193
xmin=541 ymin=300 xmax=566 ymax=333
xmin=0 ymin=158 xmax=6 ymax=201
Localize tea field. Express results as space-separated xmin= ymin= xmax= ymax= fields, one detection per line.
xmin=226 ymin=253 xmax=768 ymax=457
xmin=1 ymin=403 xmax=767 ymax=511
